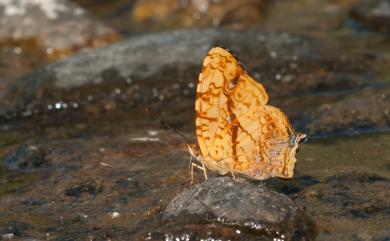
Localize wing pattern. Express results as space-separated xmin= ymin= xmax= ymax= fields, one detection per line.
xmin=194 ymin=47 xmax=302 ymax=180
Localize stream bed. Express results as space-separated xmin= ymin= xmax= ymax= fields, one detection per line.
xmin=0 ymin=0 xmax=389 ymax=240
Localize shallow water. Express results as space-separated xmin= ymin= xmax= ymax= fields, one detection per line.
xmin=0 ymin=0 xmax=389 ymax=240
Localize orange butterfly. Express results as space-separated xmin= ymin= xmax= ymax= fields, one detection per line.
xmin=188 ymin=47 xmax=306 ymax=181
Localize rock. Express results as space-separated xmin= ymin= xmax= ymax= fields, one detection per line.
xmin=163 ymin=177 xmax=317 ymax=241
xmin=64 ymin=177 xmax=103 ymax=197
xmin=131 ymin=0 xmax=268 ymax=31
xmin=0 ymin=29 xmax=372 ymax=131
xmin=1 ymin=221 xmax=30 ymax=237
xmin=294 ymin=169 xmax=390 ymax=241
xmin=350 ymin=0 xmax=390 ymax=33
xmin=306 ymin=88 xmax=390 ymax=136
xmin=0 ymin=0 xmax=120 ymax=100
xmin=0 ymin=0 xmax=120 ymax=57
xmin=0 ymin=131 xmax=190 ymax=241
xmin=4 ymin=142 xmax=50 ymax=172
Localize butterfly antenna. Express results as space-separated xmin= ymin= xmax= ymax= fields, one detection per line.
xmin=145 ymin=107 xmax=193 ymax=143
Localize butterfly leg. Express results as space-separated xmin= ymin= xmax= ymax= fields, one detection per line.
xmin=230 ymin=164 xmax=237 ymax=180
xmin=188 ymin=155 xmax=193 ymax=176
xmin=201 ymin=161 xmax=208 ymax=180
xmin=190 ymin=158 xmax=195 ymax=184
xmin=230 ymin=169 xmax=237 ymax=180
xmin=191 ymin=162 xmax=208 ymax=183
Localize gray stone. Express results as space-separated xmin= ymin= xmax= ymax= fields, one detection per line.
xmin=0 ymin=0 xmax=119 ymax=51
xmin=164 ymin=177 xmax=317 ymax=241
xmin=0 ymin=28 xmax=338 ymax=120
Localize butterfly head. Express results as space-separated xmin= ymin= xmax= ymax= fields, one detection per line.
xmin=277 ymin=131 xmax=306 ymax=178
xmin=288 ymin=132 xmax=307 ymax=148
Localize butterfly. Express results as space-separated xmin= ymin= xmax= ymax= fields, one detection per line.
xmin=188 ymin=47 xmax=306 ymax=181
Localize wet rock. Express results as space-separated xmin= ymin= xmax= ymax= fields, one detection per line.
xmin=294 ymin=169 xmax=390 ymax=240
xmin=0 ymin=131 xmax=190 ymax=240
xmin=323 ymin=170 xmax=390 ymax=219
xmin=163 ymin=177 xmax=317 ymax=241
xmin=0 ymin=0 xmax=120 ymax=100
xmin=0 ymin=0 xmax=120 ymax=57
xmin=64 ymin=178 xmax=103 ymax=198
xmin=131 ymin=0 xmax=268 ymax=31
xmin=1 ymin=221 xmax=30 ymax=237
xmin=0 ymin=29 xmax=372 ymax=130
xmin=307 ymin=88 xmax=390 ymax=136
xmin=4 ymin=142 xmax=50 ymax=172
xmin=350 ymin=0 xmax=390 ymax=33
xmin=321 ymin=170 xmax=389 ymax=218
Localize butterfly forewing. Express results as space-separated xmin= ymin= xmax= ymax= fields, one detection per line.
xmin=194 ymin=47 xmax=300 ymax=180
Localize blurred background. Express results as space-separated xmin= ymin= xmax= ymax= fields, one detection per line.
xmin=0 ymin=0 xmax=389 ymax=240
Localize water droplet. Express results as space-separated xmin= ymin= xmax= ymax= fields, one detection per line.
xmin=46 ymin=48 xmax=54 ymax=55
xmin=152 ymin=88 xmax=159 ymax=97
xmin=1 ymin=233 xmax=14 ymax=239
xmin=110 ymin=211 xmax=120 ymax=218
xmin=148 ymin=130 xmax=158 ymax=136
xmin=282 ymin=74 xmax=294 ymax=83
xmin=289 ymin=62 xmax=298 ymax=69
xmin=14 ymin=47 xmax=22 ymax=54
xmin=270 ymin=51 xmax=278 ymax=58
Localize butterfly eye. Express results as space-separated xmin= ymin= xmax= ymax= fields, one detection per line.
xmin=289 ymin=135 xmax=296 ymax=147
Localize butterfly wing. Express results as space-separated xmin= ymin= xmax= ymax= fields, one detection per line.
xmin=195 ymin=47 xmax=301 ymax=180
xmin=218 ymin=105 xmax=299 ymax=179
xmin=195 ymin=47 xmax=268 ymax=161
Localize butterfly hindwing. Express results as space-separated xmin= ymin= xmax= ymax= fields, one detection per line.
xmin=195 ymin=47 xmax=301 ymax=180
